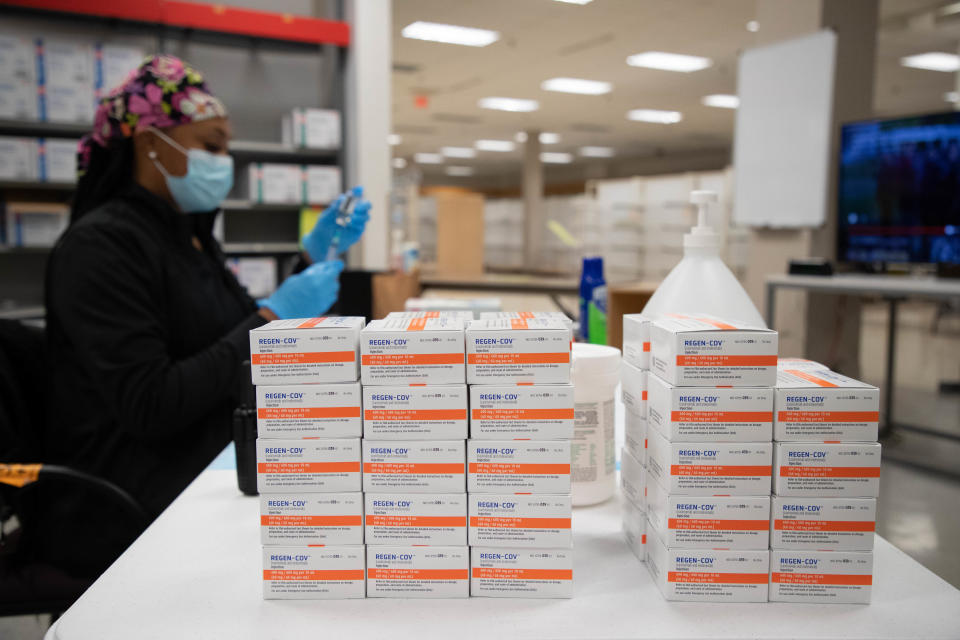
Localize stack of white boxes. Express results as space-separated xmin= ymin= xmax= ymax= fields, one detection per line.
xmin=770 ymin=358 xmax=880 ymax=604
xmin=251 ymin=317 xmax=367 ymax=599
xmin=360 ymin=315 xmax=470 ymax=598
xmin=619 ymin=315 xmax=651 ymax=562
xmin=466 ymin=316 xmax=575 ymax=598
xmin=642 ymin=315 xmax=778 ymax=602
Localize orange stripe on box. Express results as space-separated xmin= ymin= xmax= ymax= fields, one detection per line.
xmin=260 ymin=515 xmax=362 ymax=527
xmin=296 ymin=317 xmax=327 ymax=328
xmin=252 ymin=351 xmax=355 ymax=365
xmin=469 ymin=462 xmax=570 ymax=475
xmin=471 ymin=408 xmax=575 ymax=421
xmin=670 ymin=464 xmax=772 ymax=477
xmin=771 ymin=572 xmax=872 ymax=586
xmin=258 ymin=407 xmax=361 ymax=419
xmin=694 ymin=317 xmax=738 ymax=330
xmin=407 ymin=317 xmax=427 ymax=331
xmin=366 ymin=515 xmax=466 ymax=527
xmin=470 ymin=516 xmax=572 ymax=529
xmin=671 ymin=411 xmax=773 ymax=423
xmin=668 ymin=571 xmax=768 ymax=585
xmin=368 ymin=568 xmax=468 ymax=580
xmin=510 ymin=318 xmax=529 ymax=329
xmin=364 ymin=409 xmax=467 ymax=421
xmin=777 ymin=410 xmax=879 ymax=423
xmin=668 ymin=518 xmax=769 ymax=531
xmin=468 ymin=353 xmax=569 ymax=365
xmin=784 ymin=369 xmax=839 ymax=388
xmin=422 ymin=312 xmax=440 ymax=318
xmin=472 ymin=568 xmax=572 ymax=580
xmin=774 ymin=519 xmax=875 ymax=532
xmin=257 ymin=462 xmax=360 ymax=474
xmin=676 ymin=355 xmax=777 ymax=367
xmin=779 ymin=466 xmax=880 ymax=478
xmin=643 ymin=342 xmax=651 ymax=352
xmin=518 ymin=312 xmax=535 ymax=319
xmin=263 ymin=569 xmax=363 ymax=581
xmin=361 ymin=353 xmax=464 ymax=366
xmin=642 ymin=391 xmax=648 ymax=400
xmin=363 ymin=462 xmax=464 ymax=474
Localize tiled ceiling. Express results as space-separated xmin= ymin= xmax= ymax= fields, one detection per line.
xmin=391 ymin=0 xmax=959 ymax=185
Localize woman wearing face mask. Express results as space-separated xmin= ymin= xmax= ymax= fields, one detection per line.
xmin=40 ymin=55 xmax=369 ymax=578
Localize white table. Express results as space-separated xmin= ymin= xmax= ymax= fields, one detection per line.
xmin=48 ymin=466 xmax=960 ymax=640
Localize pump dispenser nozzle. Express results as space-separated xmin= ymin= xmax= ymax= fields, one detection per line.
xmin=684 ymin=190 xmax=720 ymax=250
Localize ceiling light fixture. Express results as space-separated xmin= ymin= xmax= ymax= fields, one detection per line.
xmin=441 ymin=146 xmax=477 ymax=158
xmin=475 ymin=139 xmax=516 ymax=152
xmin=515 ymin=132 xmax=528 ymax=143
xmin=478 ymin=97 xmax=540 ymax=112
xmin=746 ymin=20 xmax=759 ymax=32
xmin=945 ymin=91 xmax=960 ymax=103
xmin=901 ymin=52 xmax=960 ymax=72
xmin=387 ymin=134 xmax=401 ymax=145
xmin=541 ymin=152 xmax=573 ymax=164
xmin=541 ymin=77 xmax=612 ymax=95
xmin=445 ymin=166 xmax=475 ymax=176
xmin=401 ymin=21 xmax=499 ymax=47
xmin=702 ymin=94 xmax=740 ymax=109
xmin=626 ymin=51 xmax=712 ymax=73
xmin=553 ymin=0 xmax=593 ymax=4
xmin=514 ymin=132 xmax=560 ymax=144
xmin=414 ymin=152 xmax=444 ymax=164
xmin=392 ymin=157 xmax=407 ymax=169
xmin=627 ymin=108 xmax=683 ymax=124
xmin=579 ymin=146 xmax=615 ymax=158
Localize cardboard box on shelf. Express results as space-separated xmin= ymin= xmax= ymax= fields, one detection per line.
xmin=362 ymin=440 xmax=466 ymax=493
xmin=256 ymin=438 xmax=361 ymax=493
xmin=303 ymin=165 xmax=341 ymax=205
xmin=0 ymin=34 xmax=39 ymax=120
xmin=466 ymin=318 xmax=572 ymax=385
xmin=773 ymin=442 xmax=881 ymax=498
xmin=247 ymin=163 xmax=302 ymax=204
xmin=363 ymin=384 xmax=467 ymax=440
xmin=255 ymin=382 xmax=362 ymax=439
xmin=769 ymin=549 xmax=873 ymax=604
xmin=469 ymin=383 xmax=574 ymax=440
xmin=468 ymin=493 xmax=572 ymax=548
xmin=0 ymin=137 xmax=38 ymax=181
xmin=624 ymin=410 xmax=647 ymax=466
xmin=366 ymin=545 xmax=469 ymax=598
xmin=364 ymin=493 xmax=467 ymax=546
xmin=620 ymin=446 xmax=646 ymax=511
xmin=467 ymin=440 xmax=572 ymax=494
xmin=360 ymin=317 xmax=466 ymax=386
xmin=622 ymin=314 xmax=653 ymax=370
xmin=622 ymin=496 xmax=647 ymax=562
xmin=620 ymin=361 xmax=647 ymax=417
xmin=38 ymin=38 xmax=95 ymax=123
xmin=262 ymin=545 xmax=365 ymax=599
xmin=770 ymin=496 xmax=876 ymax=551
xmin=470 ymin=547 xmax=573 ymax=598
xmin=774 ymin=369 xmax=879 ymax=442
xmin=249 ymin=317 xmax=364 ymax=385
xmin=259 ymin=492 xmax=363 ymax=546
xmin=289 ymin=108 xmax=341 ymax=149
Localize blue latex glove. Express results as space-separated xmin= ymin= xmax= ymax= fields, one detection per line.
xmin=302 ymin=186 xmax=372 ymax=262
xmin=258 ymin=260 xmax=343 ymax=320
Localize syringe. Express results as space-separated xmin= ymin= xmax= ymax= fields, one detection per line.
xmin=325 ymin=185 xmax=363 ymax=261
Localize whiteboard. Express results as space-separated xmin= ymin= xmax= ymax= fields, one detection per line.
xmin=733 ymin=30 xmax=837 ymax=227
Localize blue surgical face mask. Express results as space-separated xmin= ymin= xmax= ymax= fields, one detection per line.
xmin=148 ymin=126 xmax=234 ymax=213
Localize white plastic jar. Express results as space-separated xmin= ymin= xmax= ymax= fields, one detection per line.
xmin=570 ymin=343 xmax=621 ymax=506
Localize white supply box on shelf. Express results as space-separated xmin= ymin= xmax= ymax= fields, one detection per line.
xmin=622 ymin=314 xmax=652 ymax=370
xmin=470 ymin=547 xmax=573 ymax=598
xmin=250 ymin=317 xmax=364 ymax=385
xmin=770 ymin=496 xmax=876 ymax=551
xmin=647 ymin=428 xmax=772 ymax=496
xmin=364 ymin=493 xmax=467 ymax=546
xmin=646 ymin=374 xmax=774 ymax=442
xmin=363 ymin=385 xmax=467 ymax=440
xmin=777 ymin=357 xmax=829 ymax=372
xmin=479 ymin=311 xmax=574 ymax=329
xmin=467 ymin=440 xmax=572 ymax=494
xmin=38 ymin=38 xmax=94 ymax=123
xmin=303 ymin=165 xmax=341 ymax=205
xmin=360 ymin=317 xmax=466 ymax=385
xmin=774 ymin=369 xmax=880 ymax=442
xmin=38 ymin=137 xmax=79 ymax=183
xmin=386 ymin=310 xmax=475 ymax=322
xmin=649 ymin=315 xmax=778 ymax=387
xmin=259 ymin=493 xmax=363 ymax=546
xmin=773 ymin=442 xmax=882 ymax=498
xmin=469 ymin=383 xmax=574 ymax=440
xmin=289 ymin=108 xmax=341 ymax=149
xmin=465 ymin=318 xmax=572 ymax=385
xmin=247 ymin=163 xmax=302 ymax=204
xmin=262 ymin=545 xmax=365 ymax=600
xmin=646 ymin=479 xmax=770 ymax=550
xmin=256 ymin=438 xmax=361 ymax=493
xmin=624 ymin=410 xmax=647 ymax=465
xmin=255 ymin=382 xmax=362 ymax=439
xmin=366 ymin=546 xmax=469 ymax=598
xmin=620 ymin=361 xmax=647 ymax=417
xmin=95 ymin=44 xmax=145 ymax=98
xmin=0 ymin=34 xmax=39 ymax=120
xmin=620 ymin=446 xmax=646 ymax=511
xmin=362 ymin=440 xmax=466 ymax=493
xmin=622 ymin=496 xmax=647 ymax=562
xmin=646 ymin=530 xmax=770 ymax=602
xmin=468 ymin=493 xmax=572 ymax=548
xmin=769 ymin=549 xmax=873 ymax=604
xmin=0 ymin=136 xmax=38 ymax=180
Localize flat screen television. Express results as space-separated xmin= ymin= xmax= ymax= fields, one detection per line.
xmin=837 ymin=110 xmax=960 ymax=265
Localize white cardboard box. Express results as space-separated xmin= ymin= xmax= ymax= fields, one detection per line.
xmin=773 ymin=442 xmax=881 ymax=498
xmin=0 ymin=34 xmax=38 ymax=120
xmin=624 ymin=410 xmax=647 ymax=466
xmin=38 ymin=38 xmax=94 ymax=123
xmin=479 ymin=311 xmax=574 ymax=329
xmin=469 ymin=383 xmax=574 ymax=440
xmin=769 ymin=549 xmax=873 ymax=604
xmin=364 ymin=493 xmax=467 ymax=546
xmin=256 ymin=382 xmax=362 ymax=439
xmin=360 ymin=317 xmax=466 ymax=385
xmin=256 ymin=438 xmax=361 ymax=493
xmin=386 ymin=310 xmax=475 ymax=322
xmin=38 ymin=137 xmax=78 ymax=183
xmin=646 ymin=479 xmax=770 ymax=550
xmin=290 ymin=108 xmax=341 ymax=149
xmin=622 ymin=496 xmax=647 ymax=562
xmin=646 ymin=527 xmax=769 ymax=602
xmin=647 ymin=373 xmax=773 ymax=442
xmin=777 ymin=357 xmax=829 ymax=372
xmin=650 ymin=315 xmax=777 ymax=387
xmin=259 ymin=493 xmax=363 ymax=546
xmin=646 ymin=427 xmax=772 ymax=496
xmin=774 ymin=369 xmax=880 ymax=442
xmin=470 ymin=547 xmax=573 ymax=598
xmin=465 ymin=318 xmax=572 ymax=385
xmin=3 ymin=202 xmax=68 ymax=247
xmin=262 ymin=545 xmax=365 ymax=599
xmin=363 ymin=384 xmax=467 ymax=440
xmin=303 ymin=165 xmax=341 ymax=205
xmin=362 ymin=440 xmax=466 ymax=493
xmin=770 ymin=496 xmax=876 ymax=551
xmin=468 ymin=440 xmax=572 ymax=494
xmin=620 ymin=361 xmax=647 ymax=417
xmin=366 ymin=546 xmax=469 ymax=598
xmin=468 ymin=493 xmax=572 ymax=548
xmin=247 ymin=163 xmax=302 ymax=204
xmin=0 ymin=137 xmax=38 ymax=180
xmin=95 ymin=44 xmax=145 ymax=97
xmin=620 ymin=446 xmax=646 ymax=512
xmin=250 ymin=317 xmax=363 ymax=385
xmin=622 ymin=314 xmax=652 ymax=370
